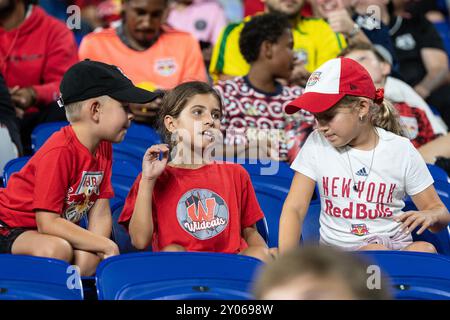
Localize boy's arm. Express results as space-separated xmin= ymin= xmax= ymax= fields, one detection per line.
xmin=87 ymin=198 xmax=112 ymax=238
xmin=278 ymin=172 xmax=316 ymax=254
xmin=36 ymin=211 xmax=119 ymax=258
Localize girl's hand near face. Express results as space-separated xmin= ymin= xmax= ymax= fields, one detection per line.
xmin=142 ymin=144 xmax=170 ymax=181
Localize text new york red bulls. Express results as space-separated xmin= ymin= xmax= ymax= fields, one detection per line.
xmin=322 ymin=177 xmax=397 ymax=220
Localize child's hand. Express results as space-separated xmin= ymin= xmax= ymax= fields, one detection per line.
xmin=100 ymin=240 xmax=120 ymax=260
xmin=142 ymin=144 xmax=170 ymax=181
xmin=394 ymin=210 xmax=444 ymax=235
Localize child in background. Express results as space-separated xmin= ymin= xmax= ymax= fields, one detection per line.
xmin=214 ymin=13 xmax=314 ymax=161
xmin=279 ymin=57 xmax=450 ymax=254
xmin=0 ymin=60 xmax=158 ymax=275
xmin=119 ymin=81 xmax=272 ymax=262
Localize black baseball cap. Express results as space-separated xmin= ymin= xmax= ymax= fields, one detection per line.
xmin=58 ymin=60 xmax=159 ymax=107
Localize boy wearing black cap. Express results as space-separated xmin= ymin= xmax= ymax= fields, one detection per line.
xmin=0 ymin=60 xmax=158 ymax=276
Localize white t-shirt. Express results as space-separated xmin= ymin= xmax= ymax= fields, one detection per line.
xmin=291 ymin=127 xmax=434 ymax=248
xmin=385 ymin=76 xmax=448 ymax=135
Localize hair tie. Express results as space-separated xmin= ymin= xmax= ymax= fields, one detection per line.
xmin=374 ymin=88 xmax=384 ymax=105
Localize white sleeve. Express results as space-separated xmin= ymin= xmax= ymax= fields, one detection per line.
xmin=290 ymin=131 xmax=318 ymax=181
xmin=405 ymin=141 xmax=434 ymax=196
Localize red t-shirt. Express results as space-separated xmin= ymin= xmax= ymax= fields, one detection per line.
xmin=119 ymin=162 xmax=264 ymax=253
xmin=0 ymin=126 xmax=114 ymax=229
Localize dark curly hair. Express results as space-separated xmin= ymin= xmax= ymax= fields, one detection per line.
xmin=239 ymin=12 xmax=291 ymax=64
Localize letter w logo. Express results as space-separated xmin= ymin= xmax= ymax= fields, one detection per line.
xmin=187 ymin=198 xmax=217 ymax=222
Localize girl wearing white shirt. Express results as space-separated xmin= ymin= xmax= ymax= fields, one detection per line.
xmin=279 ymin=57 xmax=450 ymax=253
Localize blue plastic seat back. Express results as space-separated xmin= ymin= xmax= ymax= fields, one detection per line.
xmin=427 ymin=163 xmax=450 ymax=183
xmin=252 ymin=183 xmax=288 ymax=247
xmin=302 ymin=201 xmax=321 ymax=244
xmin=359 ymin=250 xmax=450 ymax=300
xmin=110 ymin=202 xmax=143 ymax=254
xmin=31 ymin=121 xmax=69 ymax=153
xmin=111 ymin=159 xmax=139 ymax=201
xmin=433 ymin=21 xmax=450 ymax=62
xmin=2 ymin=156 xmax=31 ymax=187
xmin=125 ymin=122 xmax=161 ymax=144
xmin=0 ymin=255 xmax=83 ymax=300
xmin=96 ymin=252 xmax=262 ymax=300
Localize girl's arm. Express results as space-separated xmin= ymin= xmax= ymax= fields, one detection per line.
xmin=278 ymin=172 xmax=316 ymax=254
xmin=129 ymin=144 xmax=169 ymax=250
xmin=396 ymin=185 xmax=450 ymax=234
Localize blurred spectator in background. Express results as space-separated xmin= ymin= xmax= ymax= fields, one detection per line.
xmin=167 ymin=0 xmax=227 ymax=70
xmin=79 ymin=0 xmax=207 ymax=126
xmin=310 ymin=0 xmax=399 ymax=74
xmin=215 ymin=13 xmax=314 ymax=162
xmin=253 ymin=246 xmax=392 ymax=300
xmin=0 ymin=73 xmax=21 ymax=174
xmin=210 ymin=0 xmax=347 ymax=86
xmin=0 ymin=0 xmax=78 ymax=153
xmin=388 ymin=0 xmax=450 ymax=128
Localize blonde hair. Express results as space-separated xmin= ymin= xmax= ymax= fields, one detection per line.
xmin=64 ymin=95 xmax=110 ymax=123
xmin=64 ymin=100 xmax=84 ymax=122
xmin=339 ymin=95 xmax=404 ymax=136
xmin=253 ymin=246 xmax=392 ymax=300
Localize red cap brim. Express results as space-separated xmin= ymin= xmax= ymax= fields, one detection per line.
xmin=285 ymin=92 xmax=346 ymax=114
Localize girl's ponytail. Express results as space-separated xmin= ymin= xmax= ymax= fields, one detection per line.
xmin=370 ymin=91 xmax=404 ymax=136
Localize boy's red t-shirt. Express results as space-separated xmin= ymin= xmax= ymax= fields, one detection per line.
xmin=0 ymin=126 xmax=114 ymax=229
xmin=119 ymin=162 xmax=264 ymax=253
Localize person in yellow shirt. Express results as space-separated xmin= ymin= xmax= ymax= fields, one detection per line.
xmin=209 ymin=0 xmax=347 ymax=84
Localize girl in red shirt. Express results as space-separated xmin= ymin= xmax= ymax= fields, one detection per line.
xmin=119 ymin=81 xmax=273 ymax=262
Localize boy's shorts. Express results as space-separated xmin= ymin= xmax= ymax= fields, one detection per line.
xmin=0 ymin=223 xmax=28 ymax=254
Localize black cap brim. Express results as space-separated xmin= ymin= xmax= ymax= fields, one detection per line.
xmin=109 ymin=86 xmax=160 ymax=104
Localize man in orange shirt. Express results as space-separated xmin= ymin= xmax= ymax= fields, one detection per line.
xmin=79 ymin=0 xmax=207 ymax=124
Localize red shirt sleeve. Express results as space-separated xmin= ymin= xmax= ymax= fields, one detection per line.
xmin=33 ymin=147 xmax=73 ymax=214
xmin=118 ymin=173 xmax=142 ymax=229
xmin=98 ymin=142 xmax=114 ymax=199
xmin=32 ymin=20 xmax=78 ymax=106
xmin=239 ymin=167 xmax=264 ymax=228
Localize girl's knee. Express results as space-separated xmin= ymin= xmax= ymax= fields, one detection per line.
xmin=358 ymin=244 xmax=389 ymax=251
xmin=404 ymin=241 xmax=437 ymax=253
xmin=162 ymin=244 xmax=186 ymax=252
xmin=36 ymin=238 xmax=74 ymax=262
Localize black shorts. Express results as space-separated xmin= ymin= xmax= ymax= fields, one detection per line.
xmin=0 ymin=225 xmax=28 ymax=254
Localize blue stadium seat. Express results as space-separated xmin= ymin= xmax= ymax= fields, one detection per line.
xmin=252 ymin=183 xmax=288 ymax=247
xmin=2 ymin=156 xmax=31 ymax=187
xmin=302 ymin=201 xmax=321 ymax=244
xmin=0 ymin=255 xmax=83 ymax=300
xmin=125 ymin=122 xmax=161 ymax=144
xmin=110 ymin=202 xmax=142 ymax=254
xmin=404 ymin=184 xmax=450 ymax=256
xmin=96 ymin=252 xmax=262 ymax=300
xmin=31 ymin=121 xmax=69 ymax=153
xmin=359 ymin=250 xmax=450 ymax=299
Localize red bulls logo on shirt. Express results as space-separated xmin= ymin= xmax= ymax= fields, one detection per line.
xmin=351 ymin=224 xmax=369 ymax=236
xmin=64 ymin=171 xmax=103 ymax=223
xmin=177 ymin=189 xmax=229 ymax=240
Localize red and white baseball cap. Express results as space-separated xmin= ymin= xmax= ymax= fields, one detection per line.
xmin=285 ymin=57 xmax=377 ymax=114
